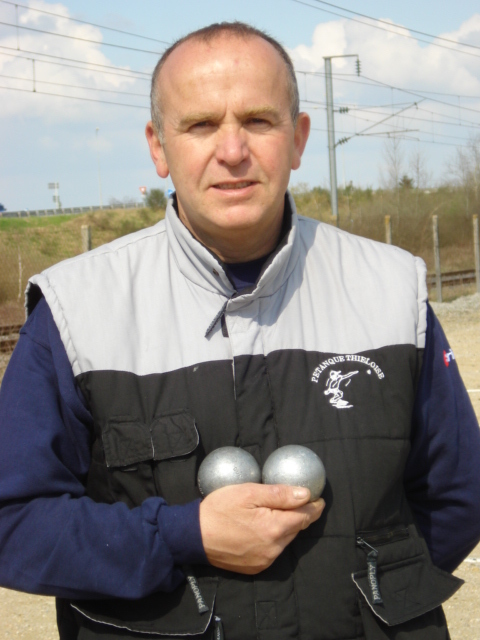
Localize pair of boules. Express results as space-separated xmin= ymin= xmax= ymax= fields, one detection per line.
xmin=197 ymin=444 xmax=326 ymax=501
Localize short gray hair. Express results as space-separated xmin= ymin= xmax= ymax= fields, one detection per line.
xmin=150 ymin=21 xmax=300 ymax=143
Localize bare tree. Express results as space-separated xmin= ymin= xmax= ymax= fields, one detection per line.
xmin=409 ymin=148 xmax=431 ymax=191
xmin=409 ymin=148 xmax=431 ymax=214
xmin=447 ymin=134 xmax=480 ymax=216
xmin=380 ymin=136 xmax=404 ymax=190
xmin=380 ymin=136 xmax=404 ymax=215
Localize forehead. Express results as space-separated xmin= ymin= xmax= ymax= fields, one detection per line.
xmin=157 ymin=34 xmax=290 ymax=115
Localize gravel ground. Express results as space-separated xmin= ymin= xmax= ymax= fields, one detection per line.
xmin=0 ymin=293 xmax=479 ymax=639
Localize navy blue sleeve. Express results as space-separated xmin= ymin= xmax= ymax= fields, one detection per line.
xmin=405 ymin=302 xmax=480 ymax=572
xmin=0 ymin=297 xmax=207 ymax=600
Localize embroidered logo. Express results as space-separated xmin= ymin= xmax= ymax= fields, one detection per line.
xmin=311 ymin=355 xmax=385 ymax=410
xmin=443 ymin=348 xmax=455 ymax=367
xmin=324 ymin=370 xmax=358 ymax=409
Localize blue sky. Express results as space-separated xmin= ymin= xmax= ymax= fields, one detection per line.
xmin=1 ymin=0 xmax=479 ymax=210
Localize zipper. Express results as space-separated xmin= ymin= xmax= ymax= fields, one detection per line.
xmin=356 ymin=537 xmax=383 ymax=605
xmin=357 ymin=526 xmax=409 ymax=547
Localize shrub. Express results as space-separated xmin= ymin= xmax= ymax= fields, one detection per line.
xmin=145 ymin=189 xmax=166 ymax=211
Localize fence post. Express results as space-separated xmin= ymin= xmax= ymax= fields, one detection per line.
xmin=432 ymin=215 xmax=442 ymax=303
xmin=474 ymin=214 xmax=480 ymax=294
xmin=81 ymin=225 xmax=92 ymax=252
xmin=17 ymin=248 xmax=23 ymax=300
xmin=384 ymin=215 xmax=392 ymax=244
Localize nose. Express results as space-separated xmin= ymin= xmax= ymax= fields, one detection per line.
xmin=215 ymin=126 xmax=249 ymax=166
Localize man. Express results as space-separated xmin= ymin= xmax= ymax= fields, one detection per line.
xmin=0 ymin=21 xmax=480 ymax=640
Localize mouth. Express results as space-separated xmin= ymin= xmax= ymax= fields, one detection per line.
xmin=213 ymin=181 xmax=256 ymax=190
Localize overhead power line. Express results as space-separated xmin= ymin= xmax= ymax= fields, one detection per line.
xmin=0 ymin=83 xmax=149 ymax=109
xmin=304 ymin=0 xmax=480 ymax=52
xmin=0 ymin=20 xmax=165 ymax=55
xmin=298 ymin=69 xmax=480 ymax=118
xmin=290 ymin=0 xmax=480 ymax=59
xmin=0 ymin=72 xmax=149 ymax=97
xmin=0 ymin=0 xmax=171 ymax=45
xmin=0 ymin=45 xmax=151 ymax=78
xmin=296 ymin=69 xmax=480 ymax=100
xmin=361 ymin=74 xmax=480 ymax=117
xmin=337 ymin=111 xmax=476 ymax=144
xmin=309 ymin=126 xmax=468 ymax=148
xmin=300 ymin=98 xmax=480 ymax=131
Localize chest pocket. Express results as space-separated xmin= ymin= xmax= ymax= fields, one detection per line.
xmin=98 ymin=409 xmax=202 ymax=506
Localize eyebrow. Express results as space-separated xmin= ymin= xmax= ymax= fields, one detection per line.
xmin=178 ymin=106 xmax=281 ymax=129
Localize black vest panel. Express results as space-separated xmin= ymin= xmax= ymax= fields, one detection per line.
xmin=64 ymin=346 xmax=460 ymax=640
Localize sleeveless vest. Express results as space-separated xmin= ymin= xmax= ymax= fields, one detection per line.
xmin=28 ymin=195 xmax=461 ymax=639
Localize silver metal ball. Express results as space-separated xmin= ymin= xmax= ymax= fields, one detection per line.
xmin=262 ymin=445 xmax=326 ymax=501
xmin=197 ymin=447 xmax=261 ymax=497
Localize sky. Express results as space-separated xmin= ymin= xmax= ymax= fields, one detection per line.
xmin=0 ymin=0 xmax=479 ymax=211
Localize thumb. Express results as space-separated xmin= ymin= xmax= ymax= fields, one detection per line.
xmin=254 ymin=484 xmax=311 ymax=509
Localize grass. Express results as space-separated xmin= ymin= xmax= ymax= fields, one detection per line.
xmin=0 ymin=207 xmax=165 ymax=318
xmin=0 ymin=215 xmax=76 ymax=231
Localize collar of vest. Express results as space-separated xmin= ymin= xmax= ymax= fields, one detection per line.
xmin=165 ymin=191 xmax=301 ymax=310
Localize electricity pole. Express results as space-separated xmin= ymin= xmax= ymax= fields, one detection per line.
xmin=324 ymin=54 xmax=360 ymax=228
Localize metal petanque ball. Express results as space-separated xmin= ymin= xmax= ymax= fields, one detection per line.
xmin=197 ymin=447 xmax=262 ymax=497
xmin=262 ymin=445 xmax=326 ymax=501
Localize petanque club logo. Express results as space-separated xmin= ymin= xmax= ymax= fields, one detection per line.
xmin=311 ymin=355 xmax=385 ymax=410
xmin=324 ymin=370 xmax=358 ymax=409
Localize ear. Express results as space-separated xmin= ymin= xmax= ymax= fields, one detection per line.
xmin=291 ymin=112 xmax=310 ymax=171
xmin=145 ymin=121 xmax=169 ymax=178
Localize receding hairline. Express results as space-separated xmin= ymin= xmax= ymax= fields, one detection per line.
xmin=150 ymin=23 xmax=300 ymax=139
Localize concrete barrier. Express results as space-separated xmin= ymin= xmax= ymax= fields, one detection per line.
xmin=0 ymin=203 xmax=142 ymax=218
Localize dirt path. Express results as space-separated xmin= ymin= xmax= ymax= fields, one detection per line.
xmin=0 ymin=294 xmax=479 ymax=639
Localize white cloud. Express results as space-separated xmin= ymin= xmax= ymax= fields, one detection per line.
xmin=0 ymin=0 xmax=147 ymax=121
xmin=289 ymin=15 xmax=480 ymax=94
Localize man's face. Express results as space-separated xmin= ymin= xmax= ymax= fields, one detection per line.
xmin=146 ymin=34 xmax=310 ymax=260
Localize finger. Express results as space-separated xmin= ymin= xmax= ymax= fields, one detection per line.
xmin=274 ymin=498 xmax=326 ymax=535
xmin=247 ymin=483 xmax=312 ymax=509
xmin=298 ymin=498 xmax=325 ymax=529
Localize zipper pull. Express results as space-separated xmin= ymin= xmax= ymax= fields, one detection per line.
xmin=214 ymin=616 xmax=225 ymax=640
xmin=356 ymin=537 xmax=383 ymax=605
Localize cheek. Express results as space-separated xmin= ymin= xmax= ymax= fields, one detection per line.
xmin=184 ymin=152 xmax=213 ymax=185
xmin=252 ymin=137 xmax=294 ymax=177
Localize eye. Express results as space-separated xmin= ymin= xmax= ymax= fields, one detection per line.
xmin=189 ymin=121 xmax=215 ymax=132
xmin=245 ymin=117 xmax=272 ymax=130
xmin=247 ymin=117 xmax=268 ymax=125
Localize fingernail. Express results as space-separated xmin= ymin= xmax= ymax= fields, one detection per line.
xmin=293 ymin=487 xmax=309 ymax=499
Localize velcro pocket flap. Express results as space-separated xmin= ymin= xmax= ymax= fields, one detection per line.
xmin=103 ymin=410 xmax=198 ymax=468
xmin=352 ymin=555 xmax=463 ymax=626
xmin=151 ymin=410 xmax=199 ymax=461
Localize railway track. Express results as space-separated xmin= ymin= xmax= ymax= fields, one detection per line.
xmin=426 ymin=269 xmax=476 ymax=288
xmin=0 ymin=270 xmax=477 ymax=355
xmin=0 ymin=324 xmax=22 ymax=354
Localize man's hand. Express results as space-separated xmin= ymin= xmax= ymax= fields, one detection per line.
xmin=199 ymin=483 xmax=325 ymax=574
